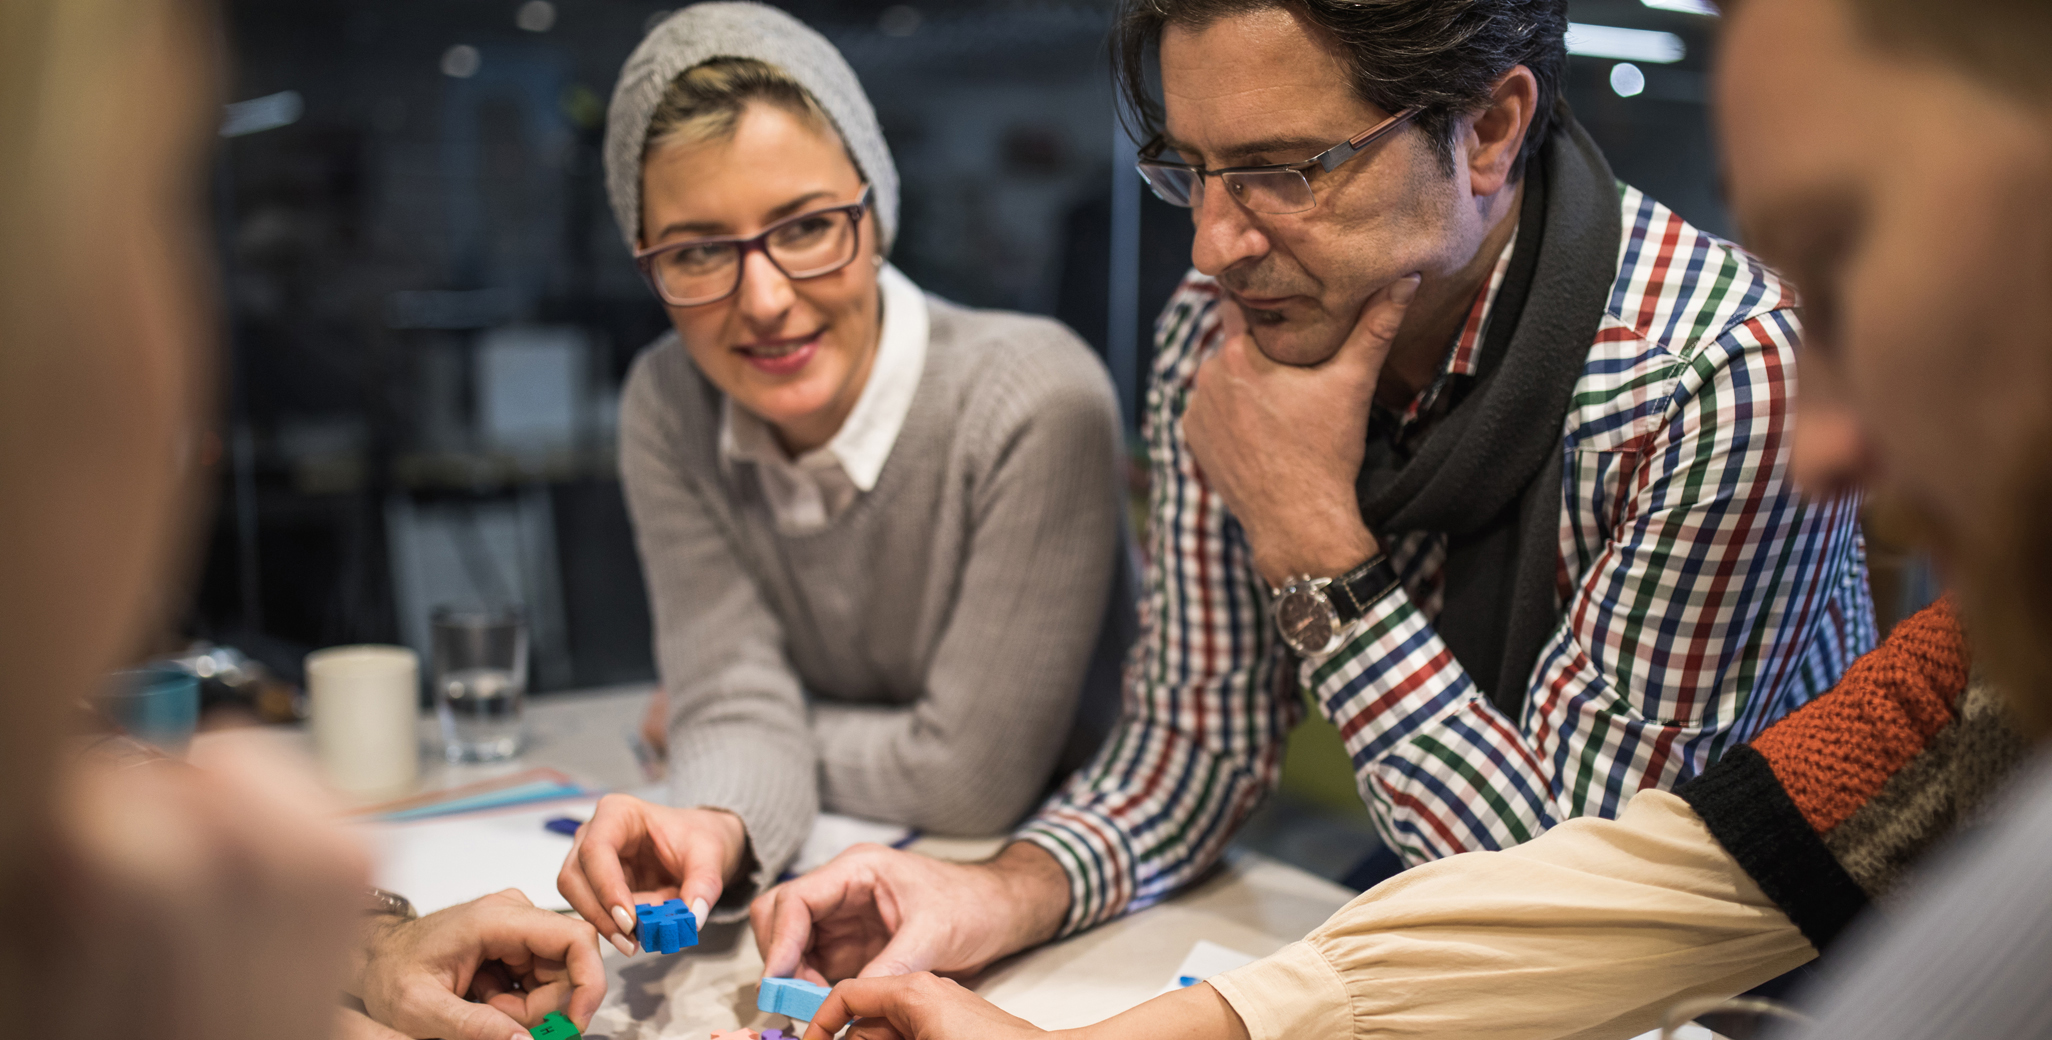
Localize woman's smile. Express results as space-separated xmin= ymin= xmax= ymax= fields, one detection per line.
xmin=734 ymin=331 xmax=823 ymax=375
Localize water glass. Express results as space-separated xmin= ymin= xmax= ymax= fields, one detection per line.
xmin=432 ymin=606 xmax=527 ymax=762
xmin=1662 ymin=996 xmax=1811 ymax=1040
xmin=102 ymin=665 xmax=201 ymax=754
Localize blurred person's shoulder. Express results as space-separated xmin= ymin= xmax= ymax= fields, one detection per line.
xmin=620 ymin=329 xmax=721 ymax=452
xmin=623 ymin=327 xmax=705 ymax=399
xmin=920 ymin=291 xmax=1119 ymax=435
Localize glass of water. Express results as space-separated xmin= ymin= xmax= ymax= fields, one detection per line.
xmin=431 ymin=606 xmax=527 ymax=762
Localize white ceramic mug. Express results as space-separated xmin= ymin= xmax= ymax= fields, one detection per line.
xmin=306 ymin=644 xmax=420 ymax=799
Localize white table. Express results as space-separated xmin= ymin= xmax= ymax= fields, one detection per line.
xmin=413 ymin=686 xmax=1357 ymax=1039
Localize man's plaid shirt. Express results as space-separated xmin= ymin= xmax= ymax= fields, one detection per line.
xmin=1018 ymin=185 xmax=1877 ymax=936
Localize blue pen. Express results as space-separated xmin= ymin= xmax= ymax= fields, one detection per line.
xmin=544 ymin=816 xmax=584 ymax=837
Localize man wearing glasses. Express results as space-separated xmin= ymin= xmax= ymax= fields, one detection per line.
xmin=753 ymin=0 xmax=1873 ymax=979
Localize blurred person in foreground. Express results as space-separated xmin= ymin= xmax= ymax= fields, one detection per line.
xmin=780 ymin=0 xmax=2052 ymax=1036
xmin=0 ymin=0 xmax=359 ymax=1035
xmin=1711 ymin=0 xmax=2052 ymax=1036
xmin=0 ymin=2 xmax=603 ymax=1038
xmin=755 ymin=0 xmax=1872 ymax=990
xmin=556 ymin=1 xmax=1129 ymax=956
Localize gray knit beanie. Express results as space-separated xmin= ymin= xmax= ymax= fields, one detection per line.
xmin=603 ymin=1 xmax=900 ymax=254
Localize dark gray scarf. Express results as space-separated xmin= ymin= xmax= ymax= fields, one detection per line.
xmin=1354 ymin=113 xmax=1620 ymax=717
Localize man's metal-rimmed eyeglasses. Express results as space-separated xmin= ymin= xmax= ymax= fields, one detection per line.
xmin=634 ymin=186 xmax=872 ymax=307
xmin=1135 ymin=108 xmax=1418 ymax=215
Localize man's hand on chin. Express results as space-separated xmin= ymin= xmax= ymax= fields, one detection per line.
xmin=1184 ymin=275 xmax=1420 ymax=585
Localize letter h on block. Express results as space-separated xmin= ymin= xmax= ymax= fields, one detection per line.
xmin=636 ymin=898 xmax=700 ymax=954
xmin=529 ymin=1012 xmax=580 ymax=1040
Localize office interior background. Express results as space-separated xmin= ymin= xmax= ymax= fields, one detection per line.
xmin=205 ymin=0 xmax=1937 ymax=877
xmin=199 ymin=0 xmax=1743 ymax=699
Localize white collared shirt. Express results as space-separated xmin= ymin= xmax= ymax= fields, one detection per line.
xmin=718 ymin=263 xmax=929 ymax=535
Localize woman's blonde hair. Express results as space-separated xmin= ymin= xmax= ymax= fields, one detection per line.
xmin=645 ymin=56 xmax=837 ymax=154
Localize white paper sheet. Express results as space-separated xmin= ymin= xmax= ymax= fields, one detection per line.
xmin=1153 ymin=939 xmax=1260 ymax=997
xmin=361 ymin=797 xmax=597 ymax=914
xmin=360 ymin=795 xmax=917 ymax=915
xmin=1627 ymin=1027 xmax=1711 ymax=1040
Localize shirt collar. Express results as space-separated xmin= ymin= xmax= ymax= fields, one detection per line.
xmin=1448 ymin=224 xmax=1519 ymax=379
xmin=1393 ymin=225 xmax=1519 ymax=427
xmin=718 ymin=262 xmax=929 ymax=490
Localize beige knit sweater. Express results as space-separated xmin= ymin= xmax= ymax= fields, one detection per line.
xmin=618 ymin=291 xmax=1127 ymax=909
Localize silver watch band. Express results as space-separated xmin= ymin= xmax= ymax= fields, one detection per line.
xmin=363 ymin=887 xmax=417 ymax=920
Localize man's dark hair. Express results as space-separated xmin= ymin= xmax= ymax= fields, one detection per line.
xmin=1112 ymin=0 xmax=1569 ymax=181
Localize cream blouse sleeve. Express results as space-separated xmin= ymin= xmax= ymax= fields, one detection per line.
xmin=1205 ymin=790 xmax=1816 ymax=1040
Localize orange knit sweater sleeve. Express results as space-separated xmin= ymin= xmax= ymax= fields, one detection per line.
xmin=1751 ymin=598 xmax=1968 ymax=833
xmin=1678 ymin=597 xmax=1994 ymax=951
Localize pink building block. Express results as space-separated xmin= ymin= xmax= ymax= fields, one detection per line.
xmin=709 ymin=1031 xmax=759 ymax=1040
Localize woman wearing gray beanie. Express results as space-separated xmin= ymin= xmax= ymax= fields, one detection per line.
xmin=556 ymin=2 xmax=1128 ymax=956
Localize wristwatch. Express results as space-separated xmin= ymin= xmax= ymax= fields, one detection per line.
xmin=1274 ymin=554 xmax=1401 ymax=657
xmin=362 ymin=887 xmax=417 ymax=921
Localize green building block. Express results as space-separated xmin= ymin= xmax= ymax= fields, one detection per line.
xmin=530 ymin=1012 xmax=580 ymax=1040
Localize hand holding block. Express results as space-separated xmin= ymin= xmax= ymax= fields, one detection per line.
xmin=635 ymin=898 xmax=699 ymax=954
xmin=530 ymin=1012 xmax=581 ymax=1040
xmin=757 ymin=976 xmax=832 ymax=1022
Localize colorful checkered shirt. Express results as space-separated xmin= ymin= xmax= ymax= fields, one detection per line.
xmin=1017 ymin=185 xmax=1877 ymax=937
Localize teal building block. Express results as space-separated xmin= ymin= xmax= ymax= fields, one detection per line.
xmin=530 ymin=1011 xmax=580 ymax=1040
xmin=635 ymin=898 xmax=699 ymax=954
xmin=757 ymin=976 xmax=832 ymax=1022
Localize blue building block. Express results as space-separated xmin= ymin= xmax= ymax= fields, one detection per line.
xmin=757 ymin=976 xmax=831 ymax=1022
xmin=635 ymin=899 xmax=699 ymax=954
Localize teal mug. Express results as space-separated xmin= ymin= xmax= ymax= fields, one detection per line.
xmin=103 ymin=665 xmax=201 ymax=753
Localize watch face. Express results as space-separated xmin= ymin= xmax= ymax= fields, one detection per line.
xmin=1276 ymin=587 xmax=1338 ymax=655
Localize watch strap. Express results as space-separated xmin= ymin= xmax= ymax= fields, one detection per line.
xmin=362 ymin=887 xmax=417 ymax=920
xmin=1327 ymin=554 xmax=1400 ymax=624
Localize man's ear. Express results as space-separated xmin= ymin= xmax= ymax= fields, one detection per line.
xmin=1466 ymin=64 xmax=1539 ymax=198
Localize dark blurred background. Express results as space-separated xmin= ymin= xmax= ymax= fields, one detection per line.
xmin=190 ymin=0 xmax=1736 ymax=696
